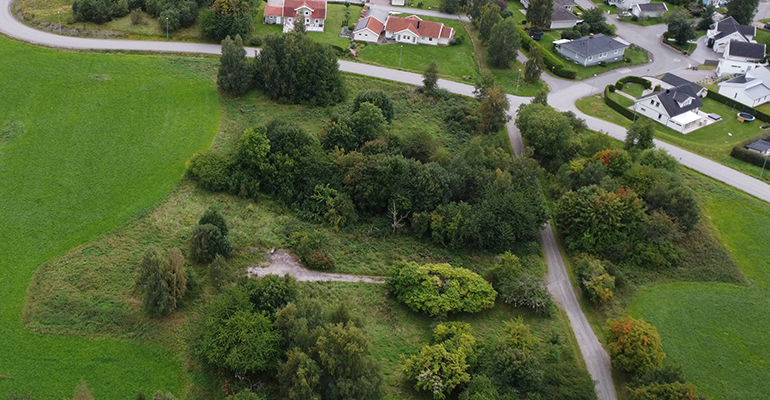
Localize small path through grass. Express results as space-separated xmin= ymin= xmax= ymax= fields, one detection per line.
xmin=248 ymin=250 xmax=385 ymax=283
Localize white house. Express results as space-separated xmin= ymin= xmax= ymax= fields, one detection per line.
xmin=384 ymin=15 xmax=454 ymax=45
xmin=631 ymin=3 xmax=667 ymax=18
xmin=634 ymin=84 xmax=707 ymax=133
xmin=263 ymin=0 xmax=327 ymax=32
xmin=605 ymin=0 xmax=649 ymax=10
xmin=707 ymin=16 xmax=756 ymax=53
xmin=718 ymin=67 xmax=770 ymax=107
xmin=716 ymin=40 xmax=767 ymax=76
xmin=352 ymin=16 xmax=384 ymax=43
xmin=391 ymin=0 xmax=405 ymax=5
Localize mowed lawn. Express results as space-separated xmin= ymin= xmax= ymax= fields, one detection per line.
xmin=0 ymin=36 xmax=219 ymax=399
xmin=630 ymin=172 xmax=770 ymax=400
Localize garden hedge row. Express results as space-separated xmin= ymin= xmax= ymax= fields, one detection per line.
xmin=731 ymin=132 xmax=770 ymax=167
xmin=617 ymin=76 xmax=652 ymax=89
xmin=706 ymin=90 xmax=770 ymax=123
xmin=604 ymin=85 xmax=638 ymax=120
xmin=518 ymin=26 xmax=577 ymax=79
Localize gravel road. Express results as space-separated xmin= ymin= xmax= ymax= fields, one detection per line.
xmin=248 ymin=250 xmax=385 ymax=283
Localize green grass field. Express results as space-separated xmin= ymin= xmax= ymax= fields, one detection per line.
xmin=575 ymin=94 xmax=770 ymax=182
xmin=630 ymin=170 xmax=770 ymax=400
xmin=619 ymin=82 xmax=645 ymax=97
xmin=0 ymin=36 xmax=219 ymax=399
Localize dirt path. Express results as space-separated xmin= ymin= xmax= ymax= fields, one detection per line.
xmin=247 ymin=250 xmax=385 ymax=283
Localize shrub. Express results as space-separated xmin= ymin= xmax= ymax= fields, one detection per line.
xmin=208 ymin=254 xmax=232 ymax=291
xmin=130 ymin=9 xmax=144 ymax=24
xmin=605 ymin=316 xmax=665 ymax=374
xmin=353 ymin=90 xmax=395 ymax=123
xmin=289 ymin=230 xmax=335 ymax=270
xmin=187 ymin=151 xmax=234 ymax=192
xmin=731 ymin=132 xmax=770 ymax=167
xmin=574 ymin=255 xmax=615 ymax=303
xmin=490 ymin=253 xmax=555 ymax=316
xmin=450 ymin=34 xmax=465 ymax=45
xmin=387 ymin=261 xmax=497 ymax=317
xmin=248 ymin=36 xmax=262 ymax=46
xmin=608 ymin=84 xmax=616 ymax=93
xmin=135 ymin=247 xmax=188 ymax=317
xmin=243 ymin=274 xmax=299 ymax=315
xmin=199 ymin=207 xmax=229 ymax=236
xmin=190 ymin=223 xmax=233 ymax=264
xmin=73 ymin=0 xmax=128 ymax=23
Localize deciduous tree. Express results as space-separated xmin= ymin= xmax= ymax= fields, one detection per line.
xmin=666 ymin=8 xmax=697 ymax=46
xmin=524 ymin=46 xmax=543 ymax=83
xmin=727 ymin=0 xmax=759 ymax=25
xmin=353 ymin=90 xmax=396 ymax=123
xmin=625 ymin=118 xmax=655 ymax=151
xmin=136 ymin=247 xmax=188 ymax=316
xmin=423 ymin=60 xmax=440 ymax=93
xmin=218 ymin=35 xmax=251 ymax=96
xmin=527 ymin=0 xmax=554 ymax=28
xmin=477 ymin=87 xmax=510 ymax=134
xmin=478 ymin=4 xmax=502 ymax=44
xmin=605 ymin=316 xmax=666 ymax=374
xmin=488 ymin=19 xmax=521 ymax=68
xmin=516 ymin=103 xmax=573 ymax=164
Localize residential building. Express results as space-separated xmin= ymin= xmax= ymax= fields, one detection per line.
xmin=633 ymin=85 xmax=706 ymax=133
xmin=383 ymin=15 xmax=454 ymax=45
xmin=554 ymin=34 xmax=628 ymax=66
xmin=707 ymin=16 xmax=756 ymax=53
xmin=631 ymin=3 xmax=667 ymax=18
xmin=263 ymin=0 xmax=327 ymax=32
xmin=352 ymin=16 xmax=384 ymax=43
xmin=604 ymin=0 xmax=649 ymax=10
xmin=521 ymin=0 xmax=582 ymax=29
xmin=659 ymin=73 xmax=708 ymax=97
xmin=718 ymin=67 xmax=770 ymax=107
xmin=391 ymin=0 xmax=405 ymax=5
xmin=717 ymin=41 xmax=767 ymax=76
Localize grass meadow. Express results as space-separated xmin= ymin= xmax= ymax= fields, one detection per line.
xmin=0 ymin=36 xmax=220 ymax=398
xmin=630 ymin=170 xmax=770 ymax=400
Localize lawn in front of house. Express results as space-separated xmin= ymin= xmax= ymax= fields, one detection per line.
xmin=591 ymin=0 xmax=617 ymax=14
xmin=575 ymin=93 xmax=770 ymax=181
xmin=567 ymin=47 xmax=650 ymax=80
xmin=620 ymin=82 xmax=645 ymax=97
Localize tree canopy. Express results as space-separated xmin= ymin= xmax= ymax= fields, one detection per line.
xmin=487 ymin=19 xmax=521 ymax=68
xmin=605 ymin=316 xmax=666 ymax=374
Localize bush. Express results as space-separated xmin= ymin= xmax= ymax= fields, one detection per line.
xmin=605 ymin=316 xmax=665 ymax=374
xmin=617 ymin=76 xmax=652 ymax=89
xmin=560 ymin=29 xmax=581 ymax=40
xmin=243 ymin=274 xmax=299 ymax=315
xmin=490 ymin=253 xmax=555 ymax=316
xmin=199 ymin=207 xmax=229 ymax=236
xmin=130 ymin=9 xmax=144 ymax=24
xmin=387 ymin=261 xmax=497 ymax=317
xmin=450 ymin=34 xmax=465 ymax=45
xmin=574 ymin=255 xmax=615 ymax=303
xmin=289 ymin=230 xmax=335 ymax=270
xmin=353 ymin=90 xmax=395 ymax=123
xmin=248 ymin=36 xmax=263 ymax=46
xmin=190 ymin=223 xmax=233 ymax=264
xmin=187 ymin=151 xmax=234 ymax=192
xmin=608 ymin=84 xmax=616 ymax=93
xmin=604 ymin=85 xmax=638 ymax=120
xmin=731 ymin=132 xmax=770 ymax=167
xmin=73 ymin=0 xmax=127 ymax=23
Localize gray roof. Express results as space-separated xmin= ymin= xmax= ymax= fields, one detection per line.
xmin=636 ymin=3 xmax=667 ymax=11
xmin=638 ymin=84 xmax=703 ymax=117
xmin=554 ymin=0 xmax=578 ymax=7
xmin=726 ymin=74 xmax=749 ymax=84
xmin=744 ymin=83 xmax=770 ymax=99
xmin=558 ymin=34 xmax=628 ymax=58
xmin=714 ymin=16 xmax=755 ymax=40
xmin=660 ymin=73 xmax=705 ymax=93
xmin=354 ymin=18 xmax=368 ymax=31
xmin=726 ymin=40 xmax=766 ymax=59
xmin=746 ymin=140 xmax=770 ymax=153
xmin=552 ymin=8 xmax=580 ymax=22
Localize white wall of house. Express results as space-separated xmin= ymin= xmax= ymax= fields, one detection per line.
xmin=386 ymin=30 xmax=418 ymax=44
xmin=353 ymin=29 xmax=380 ymax=43
xmin=718 ymin=84 xmax=768 ymax=107
xmin=550 ymin=20 xmax=580 ymax=29
xmin=391 ymin=0 xmax=405 ymax=5
xmin=417 ymin=35 xmax=440 ymax=45
xmin=634 ymin=99 xmax=672 ymax=125
xmin=438 ymin=36 xmax=452 ymax=45
xmin=717 ymin=59 xmax=767 ymax=77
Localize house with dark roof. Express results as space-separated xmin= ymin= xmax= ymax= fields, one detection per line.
xmin=659 ymin=73 xmax=708 ymax=97
xmin=263 ymin=0 xmax=327 ymax=32
xmin=717 ymin=40 xmax=767 ymax=76
xmin=352 ymin=16 xmax=384 ymax=43
xmin=631 ymin=3 xmax=667 ymax=18
xmin=384 ymin=15 xmax=454 ymax=45
xmin=633 ymin=85 xmax=707 ymax=133
xmin=554 ymin=34 xmax=628 ymax=66
xmin=718 ymin=67 xmax=770 ymax=107
xmin=521 ymin=0 xmax=582 ymax=29
xmin=707 ymin=16 xmax=756 ymax=53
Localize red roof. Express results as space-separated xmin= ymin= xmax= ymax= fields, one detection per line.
xmin=282 ymin=0 xmax=326 ymax=19
xmin=264 ymin=5 xmax=282 ymax=16
xmin=385 ymin=15 xmax=447 ymax=39
xmin=439 ymin=25 xmax=453 ymax=38
xmin=365 ymin=16 xmax=384 ymax=33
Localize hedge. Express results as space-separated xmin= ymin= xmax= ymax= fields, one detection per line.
xmin=604 ymin=85 xmax=638 ymax=120
xmin=706 ymin=90 xmax=770 ymax=123
xmin=731 ymin=132 xmax=770 ymax=167
xmin=617 ymin=76 xmax=652 ymax=89
xmin=517 ymin=25 xmax=577 ymax=79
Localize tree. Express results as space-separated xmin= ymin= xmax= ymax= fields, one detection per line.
xmin=487 ymin=19 xmax=521 ymax=68
xmin=727 ymin=0 xmax=759 ymax=25
xmin=387 ymin=261 xmax=497 ymax=317
xmin=349 ymin=101 xmax=387 ymax=144
xmin=531 ymin=90 xmax=548 ymax=105
xmin=605 ymin=316 xmax=666 ymax=374
xmin=625 ymin=118 xmax=655 ymax=151
xmin=209 ymin=254 xmax=232 ymax=291
xmin=527 ymin=0 xmax=554 ymax=28
xmin=315 ymin=323 xmax=383 ymax=400
xmin=187 ymin=151 xmax=234 ymax=192
xmin=136 ymin=247 xmax=188 ymax=317
xmin=524 ymin=46 xmax=543 ymax=84
xmin=516 ymin=103 xmax=573 ymax=163
xmin=190 ymin=223 xmax=233 ymax=264
xmin=292 ymin=17 xmax=307 ymax=34
xmin=72 ymin=380 xmax=94 ymax=400
xmin=490 ymin=253 xmax=555 ymax=315
xmin=439 ymin=0 xmax=462 ymax=14
xmin=477 ymin=87 xmax=510 ymax=134
xmin=478 ymin=4 xmax=502 ymax=44
xmin=468 ymin=0 xmax=492 ymax=23
xmin=199 ymin=0 xmax=255 ymax=42
xmin=353 ymin=90 xmax=396 ymax=123
xmin=666 ymin=8 xmax=697 ymax=46
xmin=574 ymin=255 xmax=615 ymax=303
xmin=423 ymin=61 xmax=440 ymax=93
xmin=644 ymin=179 xmax=700 ymax=231
xmin=243 ymin=273 xmax=300 ymax=315
xmin=473 ymin=71 xmax=496 ymax=99
xmin=580 ymin=7 xmax=613 ymax=35
xmin=199 ymin=207 xmax=229 ymax=236
xmin=278 ymin=349 xmax=322 ymax=400
xmin=255 ymin=33 xmax=345 ymax=106
xmin=218 ymin=35 xmax=251 ymax=96
xmin=697 ymin=2 xmax=716 ymax=30
xmin=481 ymin=318 xmax=544 ymax=393
xmin=629 ymin=382 xmax=698 ymax=400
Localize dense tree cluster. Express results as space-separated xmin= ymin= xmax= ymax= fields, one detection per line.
xmin=605 ymin=316 xmax=665 ymax=374
xmin=727 ymin=0 xmax=759 ymax=25
xmin=574 ymin=255 xmax=616 ymax=303
xmin=72 ymin=0 xmax=130 ymax=24
xmin=200 ymin=0 xmax=258 ymax=41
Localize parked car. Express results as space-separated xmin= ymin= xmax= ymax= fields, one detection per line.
xmin=764 ymin=22 xmax=770 ymax=30
xmin=619 ymin=10 xmax=632 ymax=18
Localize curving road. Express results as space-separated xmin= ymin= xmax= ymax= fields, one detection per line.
xmin=2 ymin=2 xmax=770 ymax=399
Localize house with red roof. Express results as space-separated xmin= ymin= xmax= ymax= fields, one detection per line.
xmin=352 ymin=16 xmax=384 ymax=43
xmin=263 ymin=0 xmax=327 ymax=32
xmin=383 ymin=15 xmax=454 ymax=46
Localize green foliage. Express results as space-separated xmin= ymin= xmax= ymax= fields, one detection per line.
xmin=605 ymin=316 xmax=666 ymax=374
xmin=516 ymin=103 xmax=574 ymax=166
xmin=527 ymin=0 xmax=554 ymax=28
xmin=199 ymin=207 xmax=229 ymax=236
xmin=644 ymin=178 xmax=700 ymax=232
xmin=594 ymin=148 xmax=632 ymax=177
xmin=135 ymin=247 xmax=188 ymax=317
xmin=488 ymin=19 xmax=521 ymax=68
xmin=289 ymin=230 xmax=336 ymax=270
xmin=255 ymin=33 xmax=345 ymax=106
xmin=579 ymin=7 xmax=614 ymax=35
xmin=490 ymin=253 xmax=555 ymax=316
xmin=353 ymin=90 xmax=396 ymax=123
xmin=349 ymin=101 xmax=387 ymax=144
xmin=387 ymin=261 xmax=497 ymax=317
xmin=423 ymin=61 xmax=440 ymax=93
xmin=574 ymin=255 xmax=615 ymax=303
xmin=524 ymin=46 xmax=543 ymax=84
xmin=631 ymin=364 xmax=686 ymax=387
xmin=478 ymin=4 xmax=502 ymax=44
xmin=439 ymin=0 xmax=461 ymax=13
xmin=200 ymin=0 xmax=255 ymax=40
xmin=321 ymin=114 xmax=357 ymax=152
xmin=666 ymin=8 xmax=697 ymax=46
xmin=629 ymin=382 xmax=698 ymax=400
xmin=477 ymin=87 xmax=510 ymax=134
xmin=225 ymin=389 xmax=265 ymax=400
xmin=278 ymin=349 xmax=322 ymax=400
xmin=309 ymin=184 xmax=357 ymax=229
xmin=232 ymin=125 xmax=271 ymax=196
xmin=242 ymin=274 xmax=300 ymax=315
xmin=315 ymin=323 xmax=383 ymax=400
xmin=479 ymin=318 xmax=543 ymax=393
xmin=72 ymin=0 xmax=130 ymax=23
xmin=190 ymin=223 xmax=233 ymax=264
xmin=638 ymin=148 xmax=678 ymax=172
xmin=145 ymin=0 xmax=199 ymax=32
xmin=697 ymin=2 xmax=716 ymax=30
xmin=458 ymin=375 xmax=499 ymax=400
xmin=209 ymin=254 xmax=232 ymax=291
xmin=726 ymin=0 xmax=759 ymax=24
xmin=218 ymin=35 xmax=251 ymax=96
xmin=625 ymin=118 xmax=655 ymax=151
xmin=187 ymin=151 xmax=234 ymax=192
